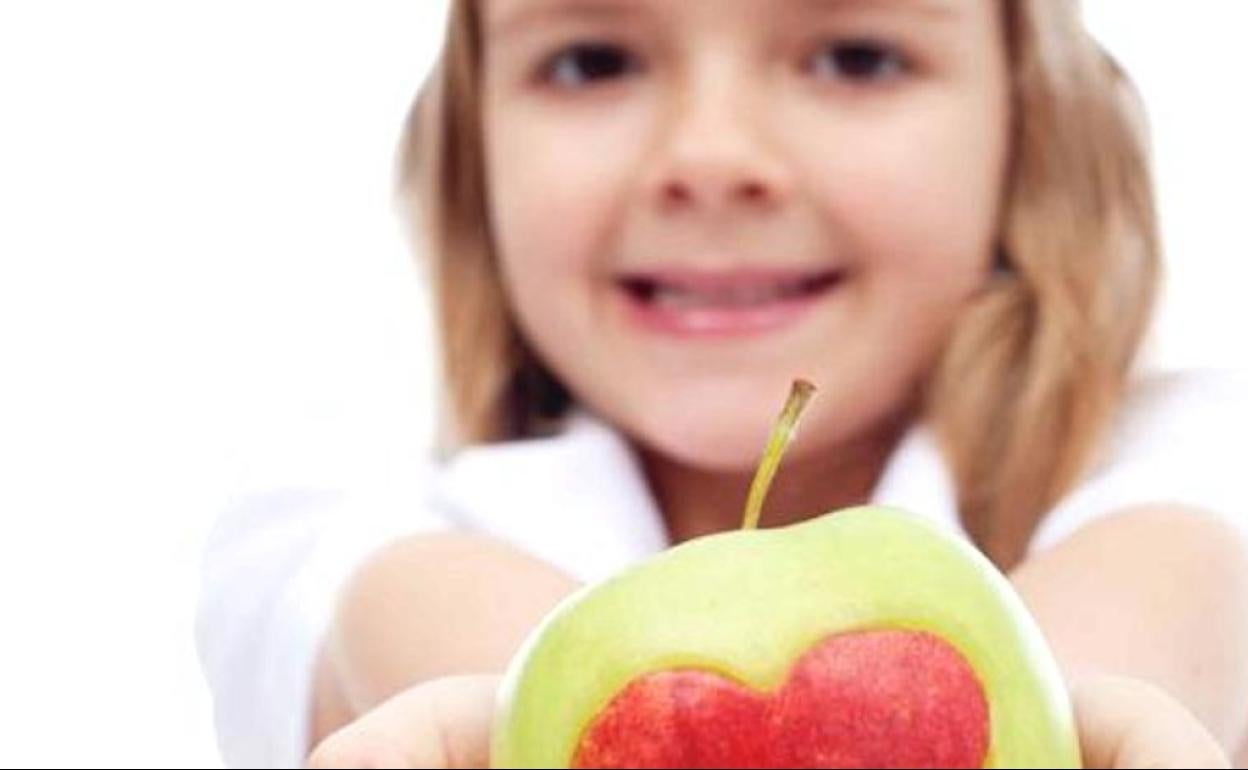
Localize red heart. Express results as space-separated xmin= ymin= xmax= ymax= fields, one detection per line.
xmin=572 ymin=630 xmax=989 ymax=769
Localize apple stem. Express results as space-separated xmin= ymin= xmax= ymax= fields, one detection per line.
xmin=741 ymin=379 xmax=817 ymax=530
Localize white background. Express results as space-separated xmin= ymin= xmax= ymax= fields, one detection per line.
xmin=0 ymin=2 xmax=1244 ymax=767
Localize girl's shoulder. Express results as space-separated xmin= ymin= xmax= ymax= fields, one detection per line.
xmin=1029 ymin=367 xmax=1248 ymax=553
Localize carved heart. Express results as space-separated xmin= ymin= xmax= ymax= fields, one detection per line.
xmin=573 ymin=630 xmax=989 ymax=769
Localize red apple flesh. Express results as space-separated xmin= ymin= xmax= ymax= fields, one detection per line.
xmin=573 ymin=629 xmax=989 ymax=769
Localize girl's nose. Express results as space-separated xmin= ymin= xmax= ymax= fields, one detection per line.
xmin=644 ymin=69 xmax=794 ymax=216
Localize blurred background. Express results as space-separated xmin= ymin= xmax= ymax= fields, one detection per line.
xmin=0 ymin=1 xmax=1244 ymax=767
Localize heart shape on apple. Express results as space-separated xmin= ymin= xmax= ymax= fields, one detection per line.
xmin=575 ymin=629 xmax=988 ymax=768
xmin=490 ymin=381 xmax=1081 ymax=768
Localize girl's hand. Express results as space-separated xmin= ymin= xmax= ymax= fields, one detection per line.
xmin=1073 ymin=673 xmax=1231 ymax=769
xmin=309 ymin=671 xmax=1231 ymax=769
xmin=308 ymin=674 xmax=499 ymax=769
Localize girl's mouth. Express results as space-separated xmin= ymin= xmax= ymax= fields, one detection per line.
xmin=614 ymin=268 xmax=845 ymax=337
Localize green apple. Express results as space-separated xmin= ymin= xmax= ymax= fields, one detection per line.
xmin=491 ymin=381 xmax=1081 ymax=768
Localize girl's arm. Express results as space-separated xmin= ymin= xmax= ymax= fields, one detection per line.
xmin=1010 ymin=505 xmax=1248 ymax=761
xmin=308 ymin=532 xmax=581 ymax=749
xmin=307 ymin=509 xmax=1245 ymax=769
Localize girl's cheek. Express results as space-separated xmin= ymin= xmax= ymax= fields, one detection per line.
xmin=495 ymin=103 xmax=659 ymax=272
xmin=805 ymin=114 xmax=999 ymax=276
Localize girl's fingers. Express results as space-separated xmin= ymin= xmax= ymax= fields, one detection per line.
xmin=310 ymin=671 xmax=1232 ymax=769
xmin=1073 ymin=673 xmax=1230 ymax=769
xmin=308 ymin=674 xmax=500 ymax=769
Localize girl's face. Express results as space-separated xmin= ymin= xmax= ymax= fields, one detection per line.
xmin=483 ymin=0 xmax=1011 ymax=471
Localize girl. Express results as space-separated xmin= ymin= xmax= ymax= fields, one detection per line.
xmin=198 ymin=0 xmax=1248 ymax=767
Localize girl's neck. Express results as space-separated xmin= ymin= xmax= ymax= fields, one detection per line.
xmin=642 ymin=417 xmax=912 ymax=545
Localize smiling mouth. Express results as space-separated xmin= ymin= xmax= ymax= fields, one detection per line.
xmin=617 ymin=269 xmax=844 ymax=309
xmin=613 ymin=267 xmax=846 ymax=337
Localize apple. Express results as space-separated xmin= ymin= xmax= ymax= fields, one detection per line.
xmin=491 ymin=381 xmax=1081 ymax=768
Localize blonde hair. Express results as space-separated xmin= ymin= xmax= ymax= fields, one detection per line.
xmin=398 ymin=0 xmax=1160 ymax=569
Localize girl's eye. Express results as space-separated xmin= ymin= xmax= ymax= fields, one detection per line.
xmin=807 ymin=40 xmax=908 ymax=82
xmin=540 ymin=43 xmax=640 ymax=88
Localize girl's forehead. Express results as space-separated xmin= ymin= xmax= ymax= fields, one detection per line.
xmin=484 ymin=0 xmax=971 ymax=29
xmin=484 ymin=0 xmax=643 ymax=33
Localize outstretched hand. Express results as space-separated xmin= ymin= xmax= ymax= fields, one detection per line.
xmin=308 ymin=675 xmax=499 ymax=769
xmin=308 ymin=671 xmax=1230 ymax=769
xmin=1073 ymin=673 xmax=1229 ymax=769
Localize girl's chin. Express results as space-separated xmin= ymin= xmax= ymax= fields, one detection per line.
xmin=621 ymin=408 xmax=805 ymax=474
xmin=641 ymin=436 xmax=768 ymax=474
xmin=603 ymin=382 xmax=891 ymax=475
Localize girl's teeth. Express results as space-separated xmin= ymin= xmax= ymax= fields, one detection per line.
xmin=726 ymin=285 xmax=784 ymax=303
xmin=652 ymin=283 xmax=798 ymax=308
xmin=652 ymin=287 xmax=701 ymax=310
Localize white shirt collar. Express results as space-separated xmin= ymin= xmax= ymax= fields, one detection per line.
xmin=431 ymin=408 xmax=962 ymax=584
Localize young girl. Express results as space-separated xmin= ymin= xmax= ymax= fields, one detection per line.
xmin=197 ymin=0 xmax=1248 ymax=767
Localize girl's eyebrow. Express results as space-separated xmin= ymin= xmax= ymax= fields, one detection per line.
xmin=487 ymin=0 xmax=646 ymax=39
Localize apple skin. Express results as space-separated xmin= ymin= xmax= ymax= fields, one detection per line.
xmin=490 ymin=506 xmax=1082 ymax=769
